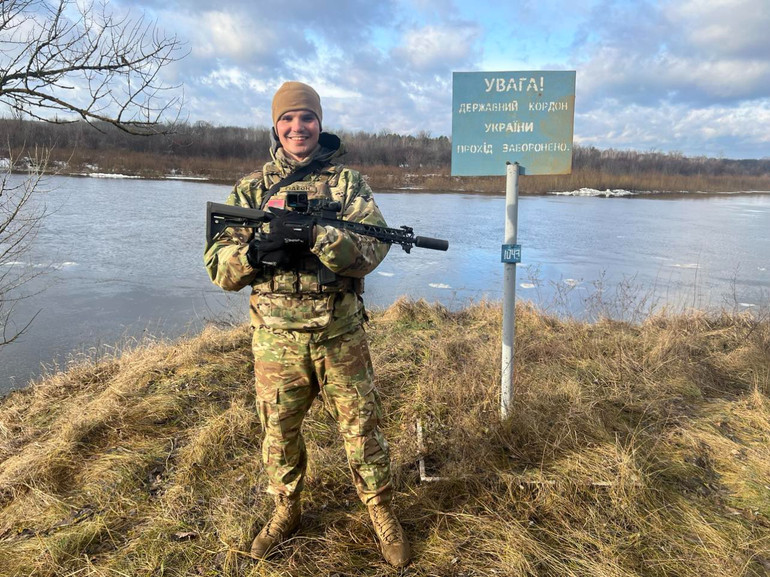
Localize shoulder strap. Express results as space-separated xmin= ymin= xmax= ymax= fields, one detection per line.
xmin=260 ymin=159 xmax=324 ymax=209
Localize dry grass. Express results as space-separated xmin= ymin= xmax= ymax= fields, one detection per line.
xmin=1 ymin=300 xmax=769 ymax=576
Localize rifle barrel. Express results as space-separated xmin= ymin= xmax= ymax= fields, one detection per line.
xmin=414 ymin=236 xmax=449 ymax=251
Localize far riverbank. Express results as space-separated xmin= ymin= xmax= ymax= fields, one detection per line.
xmin=6 ymin=147 xmax=770 ymax=194
xmin=54 ymin=169 xmax=770 ymax=198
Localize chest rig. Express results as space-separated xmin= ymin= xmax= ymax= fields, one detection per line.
xmin=250 ymin=161 xmax=363 ymax=295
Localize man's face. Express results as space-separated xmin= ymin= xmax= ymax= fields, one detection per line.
xmin=276 ymin=110 xmax=320 ymax=161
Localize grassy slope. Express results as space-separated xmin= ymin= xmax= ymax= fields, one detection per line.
xmin=1 ymin=299 xmax=769 ymax=576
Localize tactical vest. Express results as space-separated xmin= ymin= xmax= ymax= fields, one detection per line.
xmin=249 ymin=161 xmax=364 ymax=296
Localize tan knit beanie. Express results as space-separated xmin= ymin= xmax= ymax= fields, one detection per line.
xmin=271 ymin=81 xmax=323 ymax=128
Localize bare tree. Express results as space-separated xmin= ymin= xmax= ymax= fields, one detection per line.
xmin=0 ymin=0 xmax=184 ymax=133
xmin=0 ymin=0 xmax=185 ymax=348
xmin=0 ymin=149 xmax=46 ymax=346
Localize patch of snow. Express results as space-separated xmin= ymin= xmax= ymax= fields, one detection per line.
xmin=87 ymin=173 xmax=141 ymax=179
xmin=550 ymin=188 xmax=636 ymax=197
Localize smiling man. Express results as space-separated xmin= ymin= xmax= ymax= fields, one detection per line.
xmin=204 ymin=81 xmax=411 ymax=567
xmin=274 ymin=110 xmax=320 ymax=161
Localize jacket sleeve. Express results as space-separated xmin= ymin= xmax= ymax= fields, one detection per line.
xmin=203 ymin=181 xmax=263 ymax=292
xmin=311 ymin=169 xmax=390 ymax=278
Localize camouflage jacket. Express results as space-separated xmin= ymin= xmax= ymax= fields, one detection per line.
xmin=204 ymin=135 xmax=390 ymax=336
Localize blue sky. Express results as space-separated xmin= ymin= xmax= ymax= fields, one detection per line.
xmin=112 ymin=0 xmax=770 ymax=159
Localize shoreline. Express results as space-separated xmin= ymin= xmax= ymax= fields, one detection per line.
xmin=22 ymin=169 xmax=770 ymax=197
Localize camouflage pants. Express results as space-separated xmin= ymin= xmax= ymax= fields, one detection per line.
xmin=252 ymin=324 xmax=393 ymax=505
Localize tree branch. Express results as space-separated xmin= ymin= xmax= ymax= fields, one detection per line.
xmin=0 ymin=0 xmax=187 ymax=135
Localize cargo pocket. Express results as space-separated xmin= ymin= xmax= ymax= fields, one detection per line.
xmin=358 ymin=387 xmax=382 ymax=436
xmin=253 ymin=294 xmax=335 ymax=330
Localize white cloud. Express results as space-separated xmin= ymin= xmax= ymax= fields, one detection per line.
xmin=668 ymin=0 xmax=770 ymax=58
xmin=575 ymin=99 xmax=770 ymax=157
xmin=200 ymin=66 xmax=247 ymax=89
xmin=396 ymin=24 xmax=481 ymax=71
xmin=164 ymin=9 xmax=296 ymax=66
xmin=665 ymin=57 xmax=770 ymax=100
xmin=574 ymin=0 xmax=770 ymax=105
xmin=193 ymin=11 xmax=272 ymax=60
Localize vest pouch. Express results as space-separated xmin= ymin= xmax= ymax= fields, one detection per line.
xmin=270 ymin=270 xmax=297 ymax=293
xmin=253 ymin=293 xmax=335 ymax=330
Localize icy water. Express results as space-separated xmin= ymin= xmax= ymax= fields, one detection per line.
xmin=1 ymin=174 xmax=769 ymax=392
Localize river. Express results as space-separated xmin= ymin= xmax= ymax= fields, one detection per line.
xmin=1 ymin=174 xmax=769 ymax=392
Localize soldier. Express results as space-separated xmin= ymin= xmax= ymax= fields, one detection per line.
xmin=204 ymin=81 xmax=411 ymax=567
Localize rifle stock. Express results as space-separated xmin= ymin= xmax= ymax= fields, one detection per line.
xmin=206 ymin=201 xmax=270 ymax=243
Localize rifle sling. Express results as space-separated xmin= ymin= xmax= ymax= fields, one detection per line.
xmin=260 ymin=160 xmax=324 ymax=210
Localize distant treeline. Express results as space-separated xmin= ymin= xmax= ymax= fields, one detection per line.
xmin=0 ymin=118 xmax=448 ymax=168
xmin=3 ymin=118 xmax=768 ymax=174
xmin=2 ymin=118 xmax=769 ymax=192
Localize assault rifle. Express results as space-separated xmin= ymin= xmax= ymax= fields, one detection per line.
xmin=206 ymin=192 xmax=448 ymax=284
xmin=206 ymin=193 xmax=449 ymax=252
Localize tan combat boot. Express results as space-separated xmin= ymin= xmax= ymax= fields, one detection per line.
xmin=368 ymin=503 xmax=411 ymax=567
xmin=250 ymin=494 xmax=301 ymax=559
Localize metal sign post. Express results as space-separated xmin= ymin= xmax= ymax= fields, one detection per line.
xmin=501 ymin=162 xmax=521 ymax=417
xmin=451 ymin=70 xmax=575 ymax=418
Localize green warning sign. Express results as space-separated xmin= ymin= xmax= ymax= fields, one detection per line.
xmin=451 ymin=71 xmax=576 ymax=176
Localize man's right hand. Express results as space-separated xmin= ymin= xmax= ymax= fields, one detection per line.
xmin=246 ymin=235 xmax=289 ymax=268
xmin=246 ymin=211 xmax=315 ymax=268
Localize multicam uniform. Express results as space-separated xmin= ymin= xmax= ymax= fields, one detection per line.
xmin=204 ymin=137 xmax=393 ymax=505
